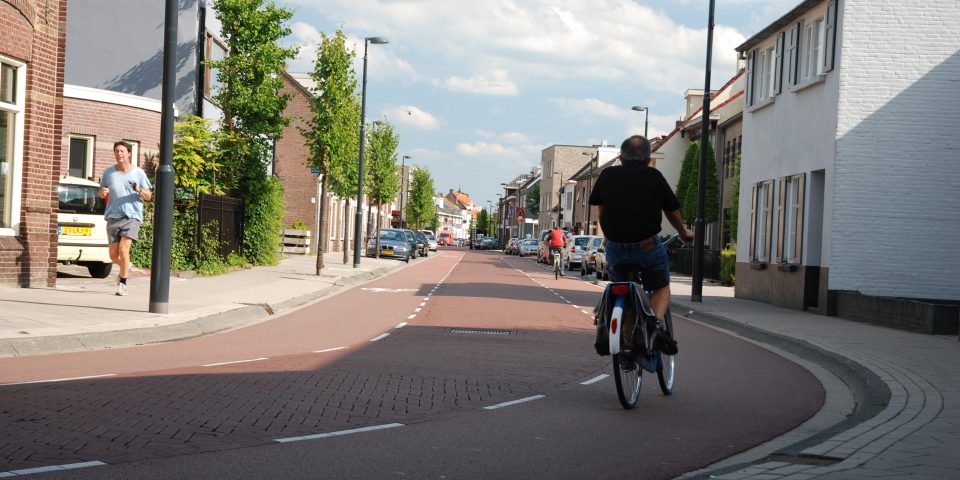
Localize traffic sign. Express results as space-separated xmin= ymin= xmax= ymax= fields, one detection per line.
xmin=517 ymin=207 xmax=525 ymax=219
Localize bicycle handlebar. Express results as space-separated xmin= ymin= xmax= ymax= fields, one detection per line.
xmin=662 ymin=234 xmax=682 ymax=248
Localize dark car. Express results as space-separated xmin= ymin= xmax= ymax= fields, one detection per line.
xmin=401 ymin=229 xmax=419 ymax=259
xmin=413 ymin=230 xmax=429 ymax=257
xmin=580 ymin=236 xmax=604 ymax=276
xmin=366 ymin=228 xmax=412 ymax=262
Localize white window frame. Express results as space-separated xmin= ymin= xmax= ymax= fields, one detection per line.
xmin=759 ymin=45 xmax=776 ymax=101
xmin=67 ymin=134 xmax=95 ymax=179
xmin=752 ymin=180 xmax=773 ymax=262
xmin=783 ymin=178 xmax=798 ymax=263
xmin=801 ymin=16 xmax=826 ymax=81
xmin=0 ymin=55 xmax=26 ymax=236
xmin=123 ymin=139 xmax=140 ymax=167
xmin=205 ymin=33 xmax=228 ymax=100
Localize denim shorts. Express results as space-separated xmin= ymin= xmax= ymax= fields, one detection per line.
xmin=605 ymin=237 xmax=670 ymax=291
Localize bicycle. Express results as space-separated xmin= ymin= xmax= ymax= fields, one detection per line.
xmin=550 ymin=246 xmax=563 ymax=279
xmin=594 ymin=234 xmax=680 ymax=409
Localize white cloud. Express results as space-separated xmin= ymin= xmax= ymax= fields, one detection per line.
xmin=383 ymin=105 xmax=440 ymax=130
xmin=441 ymin=69 xmax=519 ymax=96
xmin=550 ymin=98 xmax=627 ymax=120
xmin=455 ymin=141 xmax=540 ymax=169
xmin=474 ymin=130 xmax=531 ymax=144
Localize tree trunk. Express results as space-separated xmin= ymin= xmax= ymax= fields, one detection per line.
xmin=342 ymin=199 xmax=350 ymax=264
xmin=375 ymin=203 xmax=382 ymax=258
xmin=315 ymin=169 xmax=329 ymax=275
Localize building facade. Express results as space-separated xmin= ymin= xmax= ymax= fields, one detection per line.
xmin=0 ymin=0 xmax=67 ymax=287
xmin=538 ymin=145 xmax=594 ymax=231
xmin=735 ymin=0 xmax=960 ymax=331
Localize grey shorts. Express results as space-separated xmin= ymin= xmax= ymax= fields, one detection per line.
xmin=107 ymin=218 xmax=141 ymax=243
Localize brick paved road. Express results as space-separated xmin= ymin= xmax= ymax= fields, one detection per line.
xmin=0 ymin=250 xmax=823 ymax=477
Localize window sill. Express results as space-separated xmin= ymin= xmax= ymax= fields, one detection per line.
xmin=750 ymin=261 xmax=767 ymax=270
xmin=778 ymin=263 xmax=800 ymax=272
xmin=791 ymin=74 xmax=826 ymax=94
xmin=746 ymin=96 xmax=775 ymax=114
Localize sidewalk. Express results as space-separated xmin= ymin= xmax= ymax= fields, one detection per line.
xmin=0 ymin=253 xmax=406 ymax=357
xmin=667 ymin=274 xmax=959 ymax=479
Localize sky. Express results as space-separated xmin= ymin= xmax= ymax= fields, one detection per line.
xmin=278 ymin=0 xmax=800 ymax=208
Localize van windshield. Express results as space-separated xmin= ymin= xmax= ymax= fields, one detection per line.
xmin=574 ymin=237 xmax=591 ymax=247
xmin=58 ymin=184 xmax=105 ymax=215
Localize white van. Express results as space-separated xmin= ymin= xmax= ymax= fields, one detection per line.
xmin=57 ymin=176 xmax=113 ymax=278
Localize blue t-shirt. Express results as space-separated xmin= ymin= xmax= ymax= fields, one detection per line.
xmin=100 ymin=166 xmax=152 ymax=221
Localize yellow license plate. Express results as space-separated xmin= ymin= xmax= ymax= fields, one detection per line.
xmin=383 ymin=250 xmax=394 ymax=255
xmin=60 ymin=226 xmax=92 ymax=236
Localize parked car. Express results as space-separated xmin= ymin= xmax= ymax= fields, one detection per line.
xmin=580 ymin=236 xmax=604 ymax=276
xmin=413 ymin=230 xmax=429 ymax=257
xmin=402 ymin=229 xmax=420 ymax=258
xmin=57 ymin=176 xmax=113 ymax=278
xmin=366 ymin=228 xmax=412 ymax=262
xmin=424 ymin=232 xmax=438 ymax=251
xmin=482 ymin=236 xmax=498 ymax=250
xmin=518 ymin=238 xmax=539 ymax=257
xmin=564 ymin=235 xmax=600 ymax=271
xmin=437 ymin=232 xmax=454 ymax=246
xmin=504 ymin=237 xmax=519 ymax=255
xmin=594 ymin=242 xmax=608 ymax=280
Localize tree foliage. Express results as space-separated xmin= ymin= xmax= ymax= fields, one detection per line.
xmin=405 ymin=167 xmax=436 ymax=230
xmin=302 ymin=28 xmax=359 ymax=273
xmin=727 ymin=153 xmax=741 ymax=245
xmin=365 ymin=119 xmax=401 ymax=208
xmin=676 ymin=141 xmax=720 ymax=225
xmin=172 ymin=115 xmax=227 ymax=197
xmin=210 ymin=0 xmax=297 ymax=265
xmin=476 ymin=209 xmax=490 ymax=235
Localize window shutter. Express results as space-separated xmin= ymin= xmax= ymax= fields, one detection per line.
xmin=745 ymin=50 xmax=755 ymax=106
xmin=794 ymin=174 xmax=806 ymax=263
xmin=764 ymin=181 xmax=774 ymax=262
xmin=825 ymin=0 xmax=838 ymax=72
xmin=776 ymin=178 xmax=785 ymax=263
xmin=749 ymin=184 xmax=757 ymax=259
xmin=787 ymin=23 xmax=800 ymax=86
xmin=774 ymin=32 xmax=785 ymax=95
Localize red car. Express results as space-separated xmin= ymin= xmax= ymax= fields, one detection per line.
xmin=437 ymin=232 xmax=454 ymax=246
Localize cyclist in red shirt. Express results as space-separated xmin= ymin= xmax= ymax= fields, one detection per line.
xmin=546 ymin=226 xmax=568 ymax=276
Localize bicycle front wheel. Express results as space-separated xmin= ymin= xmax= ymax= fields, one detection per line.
xmin=613 ymin=352 xmax=642 ymax=408
xmin=657 ymin=308 xmax=675 ymax=395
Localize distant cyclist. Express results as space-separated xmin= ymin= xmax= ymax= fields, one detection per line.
xmin=545 ymin=226 xmax=568 ymax=276
xmin=588 ymin=135 xmax=693 ymax=345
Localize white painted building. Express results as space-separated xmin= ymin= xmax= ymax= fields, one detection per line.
xmin=735 ymin=0 xmax=960 ymax=332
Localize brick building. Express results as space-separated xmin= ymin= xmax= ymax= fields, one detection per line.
xmin=735 ymin=0 xmax=960 ymax=331
xmin=0 ymin=0 xmax=67 ymax=287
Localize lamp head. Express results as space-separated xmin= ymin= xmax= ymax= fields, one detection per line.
xmin=367 ymin=37 xmax=389 ymax=45
xmin=631 ymin=106 xmax=647 ymax=112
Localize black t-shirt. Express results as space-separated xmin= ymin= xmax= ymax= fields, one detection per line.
xmin=588 ymin=161 xmax=681 ymax=243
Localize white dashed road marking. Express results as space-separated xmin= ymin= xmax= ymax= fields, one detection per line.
xmin=202 ymin=358 xmax=268 ymax=367
xmin=484 ymin=395 xmax=547 ymax=410
xmin=370 ymin=333 xmax=391 ymax=342
xmin=274 ymin=423 xmax=405 ymax=443
xmin=580 ymin=374 xmax=610 ymax=385
xmin=1 ymin=461 xmax=107 ymax=477
xmin=0 ymin=374 xmax=117 ymax=387
xmin=313 ymin=346 xmax=348 ymax=353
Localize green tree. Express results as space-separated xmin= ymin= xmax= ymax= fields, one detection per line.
xmin=405 ymin=167 xmax=435 ymax=230
xmin=302 ymin=28 xmax=358 ymax=273
xmin=365 ymin=119 xmax=401 ymax=257
xmin=676 ymin=141 xmax=720 ymax=225
xmin=526 ymin=182 xmax=540 ymax=216
xmin=327 ymin=94 xmax=362 ymax=264
xmin=476 ymin=209 xmax=489 ymax=236
xmin=727 ymin=153 xmax=741 ymax=245
xmin=210 ymin=0 xmax=298 ymax=265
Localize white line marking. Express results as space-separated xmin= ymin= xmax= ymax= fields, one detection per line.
xmin=424 ymin=297 xmax=430 ymax=301
xmin=395 ymin=322 xmax=408 ymax=329
xmin=313 ymin=347 xmax=348 ymax=353
xmin=4 ymin=461 xmax=107 ymax=476
xmin=419 ymin=302 xmax=426 ymax=307
xmin=580 ymin=374 xmax=610 ymax=385
xmin=572 ymin=305 xmax=579 ymax=309
xmin=0 ymin=374 xmax=117 ymax=386
xmin=274 ymin=423 xmax=405 ymax=443
xmin=202 ymin=358 xmax=268 ymax=367
xmin=370 ymin=333 xmax=391 ymax=342
xmin=483 ymin=395 xmax=546 ymax=410
xmin=582 ymin=310 xmax=592 ymax=315
xmin=408 ymin=314 xmax=416 ymax=319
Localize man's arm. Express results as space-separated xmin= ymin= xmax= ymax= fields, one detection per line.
xmin=138 ymin=187 xmax=152 ymax=203
xmin=665 ymin=209 xmax=694 ymax=242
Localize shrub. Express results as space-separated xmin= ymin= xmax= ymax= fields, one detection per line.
xmin=241 ymin=175 xmax=285 ymax=266
xmin=195 ymin=221 xmax=228 ymax=276
xmin=290 ymin=219 xmax=309 ymax=231
xmin=720 ymin=245 xmax=736 ymax=286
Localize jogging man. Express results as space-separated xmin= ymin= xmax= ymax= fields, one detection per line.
xmin=588 ymin=135 xmax=693 ymax=329
xmin=545 ymin=226 xmax=568 ymax=276
xmin=98 ymin=141 xmax=152 ymax=296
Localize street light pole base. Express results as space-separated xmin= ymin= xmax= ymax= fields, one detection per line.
xmin=690 ymin=294 xmax=702 ymax=303
xmin=149 ymin=301 xmax=169 ymax=314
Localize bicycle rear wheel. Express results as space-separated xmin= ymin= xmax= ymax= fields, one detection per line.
xmin=657 ymin=308 xmax=676 ymax=395
xmin=613 ymin=352 xmax=641 ymax=408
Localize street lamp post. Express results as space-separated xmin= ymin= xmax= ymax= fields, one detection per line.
xmin=400 ymin=155 xmax=410 ymax=228
xmin=353 ymin=36 xmax=389 ymax=268
xmin=581 ymin=151 xmax=597 ymax=235
xmin=552 ymin=172 xmax=563 ymax=229
xmin=692 ymin=1 xmax=716 ymax=302
xmin=632 ymin=106 xmax=649 ymax=139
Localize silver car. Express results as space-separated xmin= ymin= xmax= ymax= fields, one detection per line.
xmin=518 ymin=238 xmax=539 ymax=257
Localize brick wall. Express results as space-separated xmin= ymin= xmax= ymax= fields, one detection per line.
xmin=61 ymin=97 xmax=161 ymax=179
xmin=0 ymin=0 xmax=66 ymax=287
xmin=275 ymin=74 xmax=319 ymax=251
xmin=832 ymin=0 xmax=960 ymax=300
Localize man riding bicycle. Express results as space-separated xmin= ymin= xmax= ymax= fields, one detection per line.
xmin=588 ymin=135 xmax=694 ymax=351
xmin=545 ymin=226 xmax=568 ymax=276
